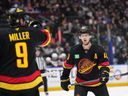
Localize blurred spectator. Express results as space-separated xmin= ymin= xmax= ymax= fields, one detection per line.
xmin=54 ymin=42 xmax=64 ymax=55
xmin=43 ymin=45 xmax=54 ymax=57
xmin=0 ymin=0 xmax=128 ymax=65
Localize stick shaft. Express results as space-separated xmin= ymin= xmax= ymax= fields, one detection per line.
xmin=70 ymin=72 xmax=128 ymax=86
xmin=110 ymin=72 xmax=128 ymax=78
xmin=69 ymin=78 xmax=100 ymax=86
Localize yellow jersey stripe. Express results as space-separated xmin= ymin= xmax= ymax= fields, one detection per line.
xmin=0 ymin=76 xmax=42 ymax=90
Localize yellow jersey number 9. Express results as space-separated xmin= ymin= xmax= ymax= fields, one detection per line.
xmin=15 ymin=42 xmax=28 ymax=68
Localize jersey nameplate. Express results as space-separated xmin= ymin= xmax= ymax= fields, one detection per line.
xmin=9 ymin=31 xmax=30 ymax=42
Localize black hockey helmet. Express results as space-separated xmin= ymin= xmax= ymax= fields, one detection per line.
xmin=8 ymin=8 xmax=29 ymax=27
xmin=79 ymin=26 xmax=92 ymax=35
xmin=8 ymin=7 xmax=42 ymax=28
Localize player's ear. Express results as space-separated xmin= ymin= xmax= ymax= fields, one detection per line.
xmin=79 ymin=36 xmax=81 ymax=39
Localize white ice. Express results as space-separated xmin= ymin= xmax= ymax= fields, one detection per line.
xmin=40 ymin=86 xmax=128 ymax=96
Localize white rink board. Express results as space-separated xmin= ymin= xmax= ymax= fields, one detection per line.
xmin=46 ymin=65 xmax=128 ymax=87
xmin=109 ymin=65 xmax=128 ymax=83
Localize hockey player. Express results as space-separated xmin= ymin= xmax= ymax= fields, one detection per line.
xmin=0 ymin=8 xmax=51 ymax=96
xmin=60 ymin=26 xmax=110 ymax=96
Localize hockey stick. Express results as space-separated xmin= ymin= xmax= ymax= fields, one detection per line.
xmin=69 ymin=72 xmax=128 ymax=86
xmin=69 ymin=78 xmax=100 ymax=86
xmin=110 ymin=72 xmax=128 ymax=80
xmin=110 ymin=72 xmax=128 ymax=78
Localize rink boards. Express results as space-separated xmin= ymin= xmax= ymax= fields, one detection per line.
xmin=42 ymin=64 xmax=128 ymax=91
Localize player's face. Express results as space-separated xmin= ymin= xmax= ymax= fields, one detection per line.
xmin=19 ymin=18 xmax=26 ymax=26
xmin=79 ymin=33 xmax=91 ymax=45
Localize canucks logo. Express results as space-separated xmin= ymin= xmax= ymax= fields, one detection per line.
xmin=78 ymin=58 xmax=96 ymax=74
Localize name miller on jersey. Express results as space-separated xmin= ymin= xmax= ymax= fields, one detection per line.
xmin=9 ymin=31 xmax=30 ymax=42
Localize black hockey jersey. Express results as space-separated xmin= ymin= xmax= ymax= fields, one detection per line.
xmin=63 ymin=44 xmax=110 ymax=87
xmin=0 ymin=27 xmax=50 ymax=90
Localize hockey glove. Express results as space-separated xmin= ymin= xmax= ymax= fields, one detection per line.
xmin=100 ymin=71 xmax=109 ymax=84
xmin=60 ymin=76 xmax=70 ymax=91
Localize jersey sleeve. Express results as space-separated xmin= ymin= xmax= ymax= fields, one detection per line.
xmin=97 ymin=46 xmax=110 ymax=71
xmin=63 ymin=48 xmax=75 ymax=69
xmin=40 ymin=29 xmax=51 ymax=47
xmin=31 ymin=28 xmax=51 ymax=46
xmin=61 ymin=47 xmax=75 ymax=78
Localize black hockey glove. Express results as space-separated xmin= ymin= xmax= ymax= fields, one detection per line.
xmin=100 ymin=71 xmax=109 ymax=84
xmin=60 ymin=76 xmax=70 ymax=91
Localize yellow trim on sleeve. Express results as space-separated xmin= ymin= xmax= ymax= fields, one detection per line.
xmin=98 ymin=66 xmax=110 ymax=70
xmin=41 ymin=29 xmax=51 ymax=47
xmin=103 ymin=70 xmax=109 ymax=74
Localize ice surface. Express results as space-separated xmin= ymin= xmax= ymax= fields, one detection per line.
xmin=40 ymin=86 xmax=128 ymax=96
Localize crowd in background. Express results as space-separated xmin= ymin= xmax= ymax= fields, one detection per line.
xmin=0 ymin=0 xmax=128 ymax=65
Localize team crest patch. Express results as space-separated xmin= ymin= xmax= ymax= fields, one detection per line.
xmin=75 ymin=54 xmax=80 ymax=59
xmin=78 ymin=58 xmax=96 ymax=74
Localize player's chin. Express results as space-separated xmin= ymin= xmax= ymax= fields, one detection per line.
xmin=83 ymin=41 xmax=89 ymax=45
